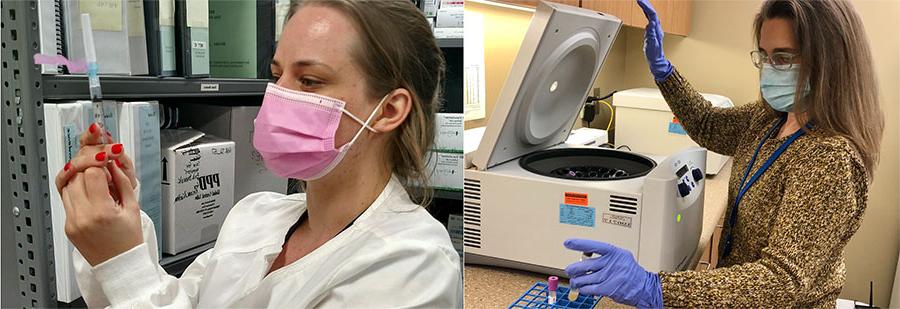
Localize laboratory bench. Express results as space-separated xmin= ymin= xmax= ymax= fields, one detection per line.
xmin=463 ymin=160 xmax=733 ymax=308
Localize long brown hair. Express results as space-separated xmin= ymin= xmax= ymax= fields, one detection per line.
xmin=288 ymin=0 xmax=444 ymax=203
xmin=754 ymin=0 xmax=884 ymax=180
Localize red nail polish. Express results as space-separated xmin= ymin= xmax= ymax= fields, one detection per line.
xmin=95 ymin=152 xmax=106 ymax=161
xmin=89 ymin=123 xmax=98 ymax=134
xmin=64 ymin=162 xmax=71 ymax=171
xmin=115 ymin=159 xmax=124 ymax=168
xmin=111 ymin=143 xmax=123 ymax=154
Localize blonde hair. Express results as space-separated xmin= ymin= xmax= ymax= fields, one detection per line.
xmin=753 ymin=0 xmax=884 ymax=180
xmin=288 ymin=0 xmax=444 ymax=203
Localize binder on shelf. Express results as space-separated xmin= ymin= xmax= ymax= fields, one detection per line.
xmin=144 ymin=0 xmax=177 ymax=76
xmin=37 ymin=0 xmax=64 ymax=74
xmin=118 ymin=101 xmax=164 ymax=257
xmin=175 ymin=0 xmax=210 ymax=78
xmin=274 ymin=0 xmax=290 ymax=42
xmin=61 ymin=0 xmax=149 ymax=75
xmin=126 ymin=0 xmax=150 ymax=75
xmin=209 ymin=0 xmax=275 ymax=79
xmin=43 ymin=101 xmax=119 ymax=302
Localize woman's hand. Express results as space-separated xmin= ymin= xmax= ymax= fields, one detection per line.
xmin=54 ymin=124 xmax=142 ymax=266
xmin=564 ymin=239 xmax=663 ymax=308
xmin=61 ymin=162 xmax=143 ymax=266
xmin=55 ymin=123 xmax=137 ymax=201
xmin=637 ymin=0 xmax=673 ymax=81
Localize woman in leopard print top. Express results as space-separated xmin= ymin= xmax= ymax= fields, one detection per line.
xmin=562 ymin=0 xmax=884 ymax=307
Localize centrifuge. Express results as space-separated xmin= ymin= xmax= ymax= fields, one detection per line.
xmin=463 ymin=1 xmax=705 ymax=274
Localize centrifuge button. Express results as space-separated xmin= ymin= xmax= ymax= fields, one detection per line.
xmin=692 ymin=168 xmax=704 ymax=181
xmin=678 ymin=183 xmax=691 ymax=197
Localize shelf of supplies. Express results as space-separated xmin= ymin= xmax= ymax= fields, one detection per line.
xmin=160 ymin=241 xmax=215 ymax=276
xmin=437 ymin=37 xmax=463 ymax=48
xmin=41 ymin=75 xmax=269 ymax=100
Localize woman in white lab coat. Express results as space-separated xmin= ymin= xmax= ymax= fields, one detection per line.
xmin=53 ymin=0 xmax=461 ymax=307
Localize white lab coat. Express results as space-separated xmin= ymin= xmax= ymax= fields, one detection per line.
xmin=72 ymin=176 xmax=463 ymax=308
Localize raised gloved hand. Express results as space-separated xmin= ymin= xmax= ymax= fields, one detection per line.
xmin=564 ymin=239 xmax=663 ymax=308
xmin=637 ymin=0 xmax=673 ymax=81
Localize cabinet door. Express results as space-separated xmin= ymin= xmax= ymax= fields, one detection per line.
xmin=630 ymin=0 xmax=692 ymax=36
xmin=667 ymin=0 xmax=692 ymax=36
xmin=582 ymin=0 xmax=634 ymax=25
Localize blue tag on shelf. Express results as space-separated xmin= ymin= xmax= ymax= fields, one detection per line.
xmin=559 ymin=204 xmax=595 ymax=228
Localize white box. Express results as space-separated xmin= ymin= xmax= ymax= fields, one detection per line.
xmin=613 ymin=88 xmax=733 ymax=175
xmin=427 ymin=151 xmax=463 ymax=190
xmin=439 ymin=0 xmax=464 ymax=9
xmin=435 ymin=113 xmax=464 ymax=152
xmin=178 ymin=104 xmax=287 ymax=202
xmin=433 ymin=27 xmax=463 ymax=39
xmin=160 ymin=129 xmax=235 ymax=254
xmin=435 ymin=8 xmax=463 ymax=28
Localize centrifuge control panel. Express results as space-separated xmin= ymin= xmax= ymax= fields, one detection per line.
xmin=675 ymin=163 xmax=703 ymax=198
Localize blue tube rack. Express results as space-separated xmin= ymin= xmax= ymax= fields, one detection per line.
xmin=508 ymin=281 xmax=601 ymax=309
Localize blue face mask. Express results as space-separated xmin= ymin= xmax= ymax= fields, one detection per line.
xmin=760 ymin=64 xmax=810 ymax=112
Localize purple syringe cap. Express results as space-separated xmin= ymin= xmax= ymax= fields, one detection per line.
xmin=548 ymin=276 xmax=559 ymax=291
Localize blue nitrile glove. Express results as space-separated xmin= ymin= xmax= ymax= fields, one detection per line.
xmin=563 ymin=239 xmax=663 ymax=308
xmin=637 ymin=0 xmax=673 ymax=81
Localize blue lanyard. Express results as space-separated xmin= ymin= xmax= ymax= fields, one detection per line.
xmin=721 ymin=117 xmax=808 ymax=257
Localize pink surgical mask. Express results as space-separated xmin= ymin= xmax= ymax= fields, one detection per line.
xmin=253 ymin=83 xmax=386 ymax=180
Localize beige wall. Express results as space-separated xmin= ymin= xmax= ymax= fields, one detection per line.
xmin=837 ymin=1 xmax=900 ymax=306
xmin=466 ymin=0 xmax=899 ymax=305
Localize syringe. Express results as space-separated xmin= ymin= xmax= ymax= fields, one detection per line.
xmin=81 ymin=13 xmax=107 ymax=144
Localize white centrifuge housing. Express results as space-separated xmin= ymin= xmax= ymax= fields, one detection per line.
xmin=464 ymin=1 xmax=705 ymax=275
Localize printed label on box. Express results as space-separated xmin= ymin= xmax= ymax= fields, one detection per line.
xmin=602 ymin=212 xmax=633 ymax=228
xmin=559 ymin=204 xmax=595 ymax=227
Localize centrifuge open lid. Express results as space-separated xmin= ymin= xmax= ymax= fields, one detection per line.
xmin=470 ymin=1 xmax=623 ymax=170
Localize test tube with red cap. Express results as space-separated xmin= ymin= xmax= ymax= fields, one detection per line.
xmin=548 ymin=276 xmax=559 ymax=305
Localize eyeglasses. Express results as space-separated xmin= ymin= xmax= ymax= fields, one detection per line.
xmin=750 ymin=51 xmax=799 ymax=71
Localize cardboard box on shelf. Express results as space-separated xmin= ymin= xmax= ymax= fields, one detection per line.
xmin=160 ymin=129 xmax=235 ymax=255
xmin=439 ymin=0 xmax=464 ymax=9
xmin=427 ymin=151 xmax=463 ymax=191
xmin=435 ymin=113 xmax=463 ymax=153
xmin=179 ymin=104 xmax=287 ymax=202
xmin=434 ymin=27 xmax=463 ymax=39
xmin=435 ymin=7 xmax=463 ymax=28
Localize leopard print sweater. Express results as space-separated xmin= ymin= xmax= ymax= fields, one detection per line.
xmin=654 ymin=69 xmax=869 ymax=308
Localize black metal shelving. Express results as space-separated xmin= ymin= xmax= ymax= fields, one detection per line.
xmin=42 ymin=75 xmax=269 ymax=100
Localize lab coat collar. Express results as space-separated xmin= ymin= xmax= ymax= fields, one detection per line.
xmin=210 ymin=174 xmax=415 ymax=257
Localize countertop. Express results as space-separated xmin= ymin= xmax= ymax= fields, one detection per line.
xmin=464 ymin=160 xmax=733 ymax=308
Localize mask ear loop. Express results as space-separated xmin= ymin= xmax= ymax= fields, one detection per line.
xmin=342 ymin=93 xmax=389 ymax=147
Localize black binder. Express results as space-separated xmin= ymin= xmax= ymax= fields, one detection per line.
xmin=174 ymin=0 xmax=210 ymax=78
